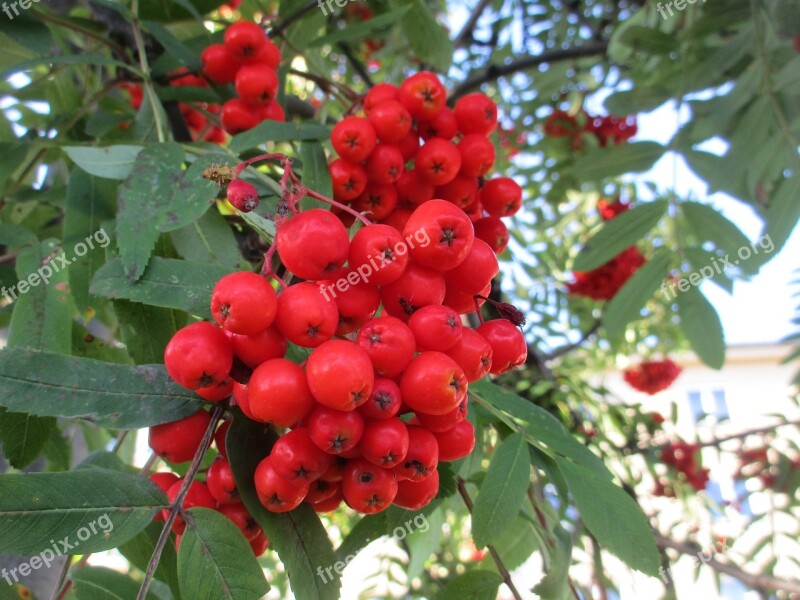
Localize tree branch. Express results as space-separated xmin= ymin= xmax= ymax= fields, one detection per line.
xmin=545 ymin=320 xmax=602 ymax=361
xmin=454 ymin=0 xmax=493 ymax=48
xmin=450 ymin=41 xmax=609 ymax=99
xmin=655 ymin=533 xmax=800 ymax=595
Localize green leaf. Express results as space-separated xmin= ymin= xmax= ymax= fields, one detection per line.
xmin=436 ymin=570 xmax=503 ymax=600
xmin=0 ymin=54 xmax=131 ymax=81
xmin=171 ymin=209 xmax=246 ymax=271
xmin=117 ymin=144 xmax=218 ymax=281
xmin=471 ymin=434 xmax=530 ymax=548
xmin=63 ymin=169 xmax=116 ymax=312
xmin=230 ymin=121 xmax=330 ymax=154
xmin=0 ymin=222 xmax=37 ymax=247
xmin=680 ymin=201 xmax=752 ymax=259
xmin=0 ymin=347 xmax=202 ymax=429
xmin=764 ymin=174 xmax=800 ymax=258
xmin=604 ymin=87 xmax=673 ymax=115
xmin=227 ymin=413 xmax=341 ymax=600
xmin=143 ymin=21 xmax=202 ymax=71
xmin=532 ymin=524 xmax=573 ymax=599
xmin=616 ymin=25 xmax=678 ymax=53
xmin=91 ymin=257 xmax=232 ymax=317
xmin=7 ymin=240 xmax=72 ymax=354
xmin=603 ymin=249 xmax=672 ymax=337
xmin=310 ymin=6 xmax=411 ymax=47
xmin=0 ymin=410 xmax=56 ymax=469
xmin=394 ymin=0 xmax=454 ymax=71
xmin=63 ymin=146 xmax=143 ymax=180
xmin=677 ymin=287 xmax=726 ymax=369
xmin=119 ymin=522 xmax=182 ymax=600
xmin=72 ymin=566 xmax=158 ymax=600
xmin=570 ymin=141 xmax=665 ymax=181
xmin=0 ymin=468 xmax=166 ymax=555
xmin=177 ymin=507 xmax=270 ymax=599
xmin=114 ymin=300 xmax=182 ymax=365
xmin=300 ymin=141 xmax=333 ymax=201
xmin=558 ymin=460 xmax=660 ymax=576
xmin=42 ymin=426 xmax=72 ymax=472
xmin=573 ymin=200 xmax=668 ymax=272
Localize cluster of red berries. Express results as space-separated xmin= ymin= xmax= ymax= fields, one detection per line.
xmin=343 ymin=4 xmax=385 ymax=66
xmin=200 ymin=21 xmax=286 ymax=134
xmin=544 ymin=109 xmax=638 ymax=149
xmin=326 ymin=71 xmax=522 ymax=257
xmin=623 ymin=359 xmax=682 ymax=395
xmin=655 ymin=441 xmax=710 ymax=495
xmin=567 ymin=199 xmax=646 ymax=301
xmin=148 ymin=417 xmax=269 ymax=556
xmin=121 ymin=71 xmax=226 ymax=143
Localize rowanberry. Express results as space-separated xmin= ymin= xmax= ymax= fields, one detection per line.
xmin=400 ymin=351 xmax=468 ymax=416
xmin=248 ymin=358 xmax=315 ymax=427
xmin=226 ymin=179 xmax=259 ymax=212
xmin=164 ymin=322 xmax=233 ymax=390
xmin=276 ymin=208 xmax=350 ymax=280
xmin=306 ymin=339 xmax=374 ymax=411
xmin=211 ymin=272 xmax=277 ymax=335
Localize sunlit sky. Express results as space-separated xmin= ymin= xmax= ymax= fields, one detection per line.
xmin=447 ymin=4 xmax=799 ymax=348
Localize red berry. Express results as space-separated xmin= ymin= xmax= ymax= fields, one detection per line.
xmin=211 ymin=272 xmax=277 ymax=335
xmin=218 ymin=502 xmax=261 ymax=541
xmin=309 ymin=487 xmax=343 ymax=512
xmin=458 ymin=134 xmax=496 ymax=177
xmin=214 ymin=420 xmax=231 ymax=459
xmin=366 ymin=144 xmax=405 ymax=185
xmin=165 ymin=479 xmax=216 ymax=533
xmin=325 ymin=273 xmax=380 ymax=336
xmin=403 ymin=199 xmax=475 ymax=271
xmin=475 ymin=319 xmax=527 ymax=374
xmin=201 ymin=44 xmax=240 ymax=84
xmin=367 ymin=100 xmax=412 ymax=143
xmin=358 ymin=377 xmax=402 ymax=420
xmin=408 ymin=304 xmax=463 ymax=351
xmin=270 ymin=428 xmax=333 ymax=482
xmin=415 ymin=139 xmax=462 ymax=186
xmin=395 ymin=131 xmax=421 ymax=162
xmin=149 ymin=472 xmax=179 ymax=520
xmin=454 ymin=93 xmax=498 ymax=136
xmin=398 ymin=71 xmax=446 ymax=121
xmin=400 ymin=351 xmax=468 ymax=416
xmin=195 ymin=377 xmax=233 ymax=403
xmin=341 ymin=458 xmax=398 ymax=514
xmin=274 ymin=282 xmax=339 ymax=348
xmin=348 ymin=224 xmax=409 ymax=286
xmin=418 ymin=107 xmax=458 ymax=141
xmin=481 ymin=177 xmax=522 ymax=218
xmin=254 ymin=455 xmax=309 ymax=513
xmin=352 ymin=183 xmax=398 ymax=221
xmin=306 ymin=339 xmax=374 ymax=411
xmin=436 ymin=174 xmax=479 ymax=209
xmin=364 ymin=83 xmax=399 ymax=114
xmin=393 ymin=425 xmax=438 ymax=481
xmin=393 ymin=469 xmax=439 ymax=510
xmin=226 ymin=179 xmax=259 ymax=212
xmin=307 ymin=405 xmax=365 ymax=454
xmin=249 ymin=530 xmax=270 ymax=555
xmin=473 ymin=217 xmax=509 ymax=253
xmin=276 ymin=209 xmax=350 ymax=280
xmin=443 ymin=238 xmax=499 ymax=294
xmin=164 ymin=322 xmax=233 ymax=390
xmin=331 ymin=116 xmax=377 ymax=163
xmin=360 ymin=417 xmax=409 ymax=468
xmin=207 ymin=456 xmax=238 ymax=504
xmin=235 ymin=63 xmax=279 ymax=106
xmin=434 ymin=419 xmax=475 ymax=461
xmin=227 ymin=325 xmax=287 ymax=369
xmin=260 ymin=101 xmax=286 ymax=122
xmin=224 ymin=21 xmax=268 ymax=62
xmin=221 ymin=98 xmax=261 ymax=134
xmin=446 ymin=328 xmax=492 ymax=382
xmin=329 ymin=158 xmax=368 ymax=201
xmin=356 ymin=315 xmax=416 ymax=377
xmin=443 ymin=281 xmax=490 ymax=314
xmin=396 ymin=169 xmax=435 ymax=207
xmin=415 ymin=397 xmax=468 ymax=433
xmin=379 ymin=262 xmax=446 ymax=320
xmin=248 ymin=358 xmax=315 ymax=427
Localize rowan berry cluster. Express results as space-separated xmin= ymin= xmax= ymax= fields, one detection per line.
xmin=623 ymin=359 xmax=682 ymax=395
xmin=200 ymin=21 xmax=286 ymax=134
xmin=544 ymin=109 xmax=638 ymax=149
xmin=153 ymin=71 xmax=529 ymax=519
xmin=655 ymin=441 xmax=710 ymax=494
xmin=567 ymin=199 xmax=646 ymax=300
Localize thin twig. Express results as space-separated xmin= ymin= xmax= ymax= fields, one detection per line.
xmin=545 ymin=320 xmax=602 ymax=361
xmin=268 ymin=0 xmax=319 ymax=39
xmin=454 ymin=0 xmax=493 ymax=48
xmin=457 ymin=477 xmax=523 ymax=600
xmin=130 ymin=0 xmax=166 ymax=143
xmin=135 ymin=403 xmax=226 ymax=600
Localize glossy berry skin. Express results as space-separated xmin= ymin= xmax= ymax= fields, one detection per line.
xmin=434 ymin=419 xmax=475 ymax=461
xmin=454 ymin=93 xmax=498 ymax=136
xmin=395 ymin=131 xmax=421 ymax=162
xmin=150 ymin=472 xmax=179 ymax=521
xmin=248 ymin=358 xmax=315 ymax=427
xmin=228 ymin=325 xmax=287 ymax=369
xmin=276 ymin=209 xmax=350 ymax=280
xmin=443 ymin=281 xmax=490 ymax=315
xmin=223 ymin=21 xmax=268 ymax=63
xmin=329 ymin=158 xmax=368 ymax=201
xmin=254 ymin=456 xmax=309 ymax=513
xmin=446 ymin=328 xmax=493 ymax=382
xmin=274 ymin=282 xmax=339 ymax=348
xmin=356 ymin=316 xmax=416 ymax=377
xmin=341 ymin=458 xmax=398 ymax=514
xmin=221 ymin=98 xmax=261 ymax=134
xmin=408 ymin=304 xmax=462 ymax=351
xmin=366 ymin=144 xmax=405 ymax=185
xmin=379 ymin=262 xmax=446 ymax=321
xmin=235 ymin=64 xmax=279 ymax=106
xmin=309 ymin=487 xmax=343 ymax=512
xmin=260 ymin=101 xmax=285 ymax=122
xmin=331 ymin=116 xmax=377 ymax=163
xmin=348 ymin=224 xmax=409 ymax=286
xmin=393 ymin=469 xmax=439 ymax=510
xmin=398 ymin=71 xmax=446 ymax=121
xmin=270 ymin=428 xmax=332 ymax=482
xmin=201 ymin=44 xmax=239 ymax=84
xmin=353 ymin=183 xmax=398 ymax=221
xmin=211 ymin=272 xmax=277 ymax=336
xmin=415 ymin=396 xmax=468 ymax=433
xmin=233 ymin=381 xmax=255 ymax=420
xmin=326 ymin=275 xmax=380 ymax=336
xmin=476 ymin=319 xmax=527 ymax=374
xmin=207 ymin=456 xmax=238 ymax=504
xmin=195 ymin=377 xmax=233 ymax=403
xmin=418 ymin=107 xmax=458 ymax=141
xmin=415 ymin=139 xmax=462 ymax=186
xmin=358 ymin=377 xmax=403 ymax=420
xmin=306 ymin=339 xmax=375 ymax=411
xmin=458 ymin=134 xmax=496 ymax=177
xmin=404 ymin=199 xmax=475 ymax=271
xmin=226 ymin=179 xmax=259 ymax=212
xmin=306 ymin=479 xmax=339 ymax=504
xmin=396 ymin=170 xmax=435 ymax=207
xmin=400 ymin=351 xmax=468 ymax=416
xmin=380 ymin=207 xmax=413 ymax=232
xmin=218 ymin=502 xmax=261 ymax=541
xmin=149 ymin=410 xmax=213 ymax=463
xmin=481 ymin=177 xmax=522 ymax=217
xmin=307 ymin=405 xmax=365 ymax=454
xmin=164 ymin=322 xmax=233 ymax=390
xmin=214 ymin=420 xmax=231 ymax=459
xmin=473 ymin=217 xmax=509 ymax=253
xmin=360 ymin=417 xmax=409 ymax=468
xmin=436 ymin=174 xmax=479 ymax=209
xmin=364 ymin=83 xmax=399 ymax=114
xmin=394 ymin=425 xmax=438 ymax=481
xmin=367 ymin=100 xmax=412 ymax=143
xmin=249 ymin=530 xmax=270 ymax=556
xmin=165 ymin=480 xmax=216 ymax=534
xmin=443 ymin=238 xmax=499 ymax=294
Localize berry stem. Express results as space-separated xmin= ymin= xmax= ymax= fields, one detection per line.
xmin=136 ymin=402 xmax=227 ymax=600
